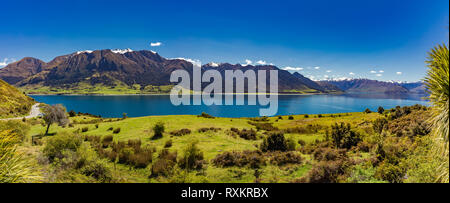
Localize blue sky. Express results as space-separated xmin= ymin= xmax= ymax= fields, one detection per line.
xmin=0 ymin=0 xmax=448 ymax=82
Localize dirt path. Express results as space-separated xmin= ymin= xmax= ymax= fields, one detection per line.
xmin=0 ymin=103 xmax=41 ymax=121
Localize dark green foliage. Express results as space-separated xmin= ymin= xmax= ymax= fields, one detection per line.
xmin=364 ymin=108 xmax=372 ymax=114
xmin=377 ymin=106 xmax=385 ymax=114
xmin=198 ymin=127 xmax=221 ymax=133
xmin=198 ymin=112 xmax=215 ymax=119
xmin=81 ymin=127 xmax=89 ymax=133
xmin=102 ymin=135 xmax=113 ymax=147
xmin=164 ymin=139 xmax=173 ymax=148
xmin=212 ymin=150 xmax=265 ymax=169
xmin=286 ymin=137 xmax=297 ymax=151
xmin=288 ymin=116 xmax=294 ymax=120
xmin=170 ymin=129 xmax=191 ymax=136
xmin=330 ymin=123 xmax=362 ymax=149
xmin=178 ymin=141 xmax=205 ymax=170
xmin=113 ymin=128 xmax=121 ymax=134
xmin=230 ymin=128 xmax=257 ymax=140
xmin=152 ymin=122 xmax=165 ymax=139
xmin=269 ymin=151 xmax=302 ymax=166
xmin=260 ymin=132 xmax=288 ymax=152
xmin=69 ymin=110 xmax=76 ymax=117
xmin=150 ymin=149 xmax=177 ymax=177
xmin=297 ymin=139 xmax=306 ymax=146
xmin=373 ymin=118 xmax=388 ymax=134
xmin=304 ymin=114 xmax=309 ymax=118
xmin=248 ymin=121 xmax=278 ymax=131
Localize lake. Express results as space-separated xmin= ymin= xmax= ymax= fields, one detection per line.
xmin=30 ymin=94 xmax=429 ymax=118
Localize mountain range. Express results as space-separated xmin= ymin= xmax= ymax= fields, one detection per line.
xmin=0 ymin=49 xmax=426 ymax=95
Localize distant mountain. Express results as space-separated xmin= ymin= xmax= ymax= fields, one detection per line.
xmin=0 ymin=57 xmax=46 ymax=84
xmin=319 ymin=79 xmax=409 ymax=94
xmin=315 ymin=81 xmax=343 ymax=92
xmin=1 ymin=49 xmax=327 ymax=94
xmin=0 ymin=79 xmax=35 ymax=118
xmin=398 ymin=82 xmax=428 ymax=94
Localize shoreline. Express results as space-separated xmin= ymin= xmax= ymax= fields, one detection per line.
xmin=27 ymin=92 xmax=344 ymax=96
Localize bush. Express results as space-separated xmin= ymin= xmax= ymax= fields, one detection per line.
xmin=269 ymin=151 xmax=302 ymax=166
xmin=107 ymin=127 xmax=113 ymax=131
xmin=198 ymin=127 xmax=221 ymax=133
xmin=330 ymin=123 xmax=362 ymax=149
xmin=373 ymin=118 xmax=388 ymax=134
xmin=304 ymin=114 xmax=309 ymax=118
xmin=69 ymin=110 xmax=77 ymax=117
xmin=43 ymin=132 xmax=83 ymax=161
xmin=286 ymin=137 xmax=297 ymax=151
xmin=152 ymin=122 xmax=165 ymax=139
xmin=364 ymin=108 xmax=372 ymax=114
xmin=304 ymin=160 xmax=349 ymax=183
xmin=95 ymin=124 xmax=99 ymax=129
xmin=81 ymin=127 xmax=89 ymax=133
xmin=150 ymin=149 xmax=177 ymax=177
xmin=212 ymin=150 xmax=265 ymax=169
xmin=102 ymin=135 xmax=114 ymax=147
xmin=164 ymin=139 xmax=173 ymax=148
xmin=178 ymin=141 xmax=205 ymax=170
xmin=113 ymin=128 xmax=121 ymax=134
xmin=198 ymin=112 xmax=215 ymax=119
xmin=170 ymin=129 xmax=191 ymax=136
xmin=248 ymin=122 xmax=278 ymax=131
xmin=377 ymin=106 xmax=385 ymax=114
xmin=230 ymin=128 xmax=257 ymax=140
xmin=298 ymin=139 xmax=306 ymax=146
xmin=288 ymin=116 xmax=294 ymax=120
xmin=260 ymin=132 xmax=288 ymax=152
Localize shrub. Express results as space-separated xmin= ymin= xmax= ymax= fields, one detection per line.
xmin=304 ymin=160 xmax=349 ymax=183
xmin=43 ymin=132 xmax=83 ymax=162
xmin=318 ymin=114 xmax=323 ymax=118
xmin=313 ymin=147 xmax=347 ymax=162
xmin=69 ymin=110 xmax=77 ymax=117
xmin=152 ymin=122 xmax=165 ymax=139
xmin=364 ymin=108 xmax=372 ymax=114
xmin=373 ymin=118 xmax=388 ymax=134
xmin=95 ymin=124 xmax=99 ymax=129
xmin=330 ymin=123 xmax=362 ymax=149
xmin=178 ymin=141 xmax=205 ymax=170
xmin=212 ymin=150 xmax=265 ymax=169
xmin=377 ymin=106 xmax=385 ymax=114
xmin=164 ymin=139 xmax=173 ymax=148
xmin=107 ymin=127 xmax=113 ymax=131
xmin=269 ymin=151 xmax=303 ymax=166
xmin=260 ymin=132 xmax=288 ymax=152
xmin=288 ymin=116 xmax=294 ymax=120
xmin=113 ymin=128 xmax=121 ymax=134
xmin=230 ymin=128 xmax=257 ymax=140
xmin=298 ymin=139 xmax=306 ymax=146
xmin=102 ymin=135 xmax=114 ymax=147
xmin=286 ymin=137 xmax=297 ymax=151
xmin=198 ymin=127 xmax=221 ymax=133
xmin=81 ymin=127 xmax=89 ymax=133
xmin=304 ymin=114 xmax=309 ymax=118
xmin=150 ymin=149 xmax=177 ymax=177
xmin=248 ymin=122 xmax=278 ymax=131
xmin=198 ymin=112 xmax=215 ymax=119
xmin=170 ymin=129 xmax=191 ymax=136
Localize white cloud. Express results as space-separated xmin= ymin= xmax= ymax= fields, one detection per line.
xmin=173 ymin=58 xmax=202 ymax=67
xmin=314 ymin=66 xmax=320 ymax=70
xmin=256 ymin=60 xmax=267 ymax=65
xmin=243 ymin=59 xmax=253 ymax=66
xmin=0 ymin=58 xmax=15 ymax=67
xmin=282 ymin=66 xmax=304 ymax=71
xmin=324 ymin=75 xmax=329 ymax=78
xmin=376 ymin=74 xmax=383 ymax=77
xmin=396 ymin=72 xmax=402 ymax=75
xmin=379 ymin=70 xmax=384 ymax=73
xmin=150 ymin=42 xmax=162 ymax=47
xmin=349 ymin=72 xmax=355 ymax=75
xmin=370 ymin=70 xmax=377 ymax=74
xmin=326 ymin=70 xmax=332 ymax=73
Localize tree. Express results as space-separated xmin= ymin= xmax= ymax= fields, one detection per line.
xmin=42 ymin=104 xmax=69 ymax=135
xmin=424 ymin=44 xmax=449 ymax=183
xmin=152 ymin=121 xmax=165 ymax=139
xmin=260 ymin=132 xmax=288 ymax=152
xmin=364 ymin=108 xmax=372 ymax=114
xmin=377 ymin=106 xmax=385 ymax=114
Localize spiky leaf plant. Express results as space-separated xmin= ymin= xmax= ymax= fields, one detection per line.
xmin=424 ymin=44 xmax=449 ymax=183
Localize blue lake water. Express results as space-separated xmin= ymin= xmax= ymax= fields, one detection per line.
xmin=30 ymin=94 xmax=429 ymax=118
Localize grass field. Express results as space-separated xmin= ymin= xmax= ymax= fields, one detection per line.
xmin=22 ymin=111 xmax=383 ymax=183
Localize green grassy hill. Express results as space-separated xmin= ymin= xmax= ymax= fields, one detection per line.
xmin=0 ymin=79 xmax=35 ymax=118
